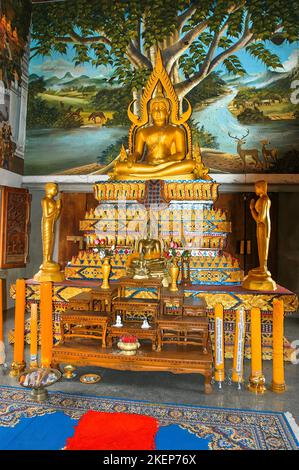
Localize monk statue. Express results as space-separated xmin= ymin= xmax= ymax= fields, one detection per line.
xmin=103 ymin=49 xmax=209 ymax=181
xmin=34 ymin=183 xmax=65 ymax=282
xmin=242 ymin=180 xmax=276 ymax=291
xmin=127 ymin=235 xmax=167 ymax=279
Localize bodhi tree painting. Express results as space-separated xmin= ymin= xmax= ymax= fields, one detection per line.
xmin=26 ymin=0 xmax=299 ymax=175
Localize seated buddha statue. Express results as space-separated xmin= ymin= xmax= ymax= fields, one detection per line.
xmin=112 ymin=95 xmax=197 ymax=180
xmin=127 ymin=236 xmax=167 ymax=279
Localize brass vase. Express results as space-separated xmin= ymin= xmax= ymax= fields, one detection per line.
xmin=101 ymin=257 xmax=111 ymax=290
xmin=169 ymin=259 xmax=179 ymax=292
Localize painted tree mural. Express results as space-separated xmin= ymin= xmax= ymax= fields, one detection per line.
xmin=31 ymin=0 xmax=298 ymax=107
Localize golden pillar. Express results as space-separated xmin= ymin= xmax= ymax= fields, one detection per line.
xmin=10 ymin=279 xmax=26 ymax=376
xmin=232 ymin=307 xmax=246 ymax=387
xmin=30 ymin=303 xmax=38 ymax=369
xmin=34 ymin=183 xmax=65 ymax=283
xmin=214 ymin=303 xmax=225 ymax=387
xmin=40 ymin=282 xmax=53 ymax=368
xmin=242 ymin=181 xmax=276 ymax=291
xmin=271 ymin=299 xmax=286 ymax=393
xmin=248 ymin=307 xmax=266 ymax=393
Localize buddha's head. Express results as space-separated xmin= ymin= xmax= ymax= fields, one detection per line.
xmin=149 ymin=96 xmax=170 ymax=127
xmin=45 ymin=182 xmax=58 ymax=198
xmin=255 ymin=180 xmax=267 ymax=196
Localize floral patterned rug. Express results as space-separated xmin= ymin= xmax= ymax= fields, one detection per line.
xmin=0 ymin=385 xmax=298 ymax=450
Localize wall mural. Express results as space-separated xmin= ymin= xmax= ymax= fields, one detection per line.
xmin=0 ymin=0 xmax=31 ymax=174
xmin=25 ymin=0 xmax=299 ymax=176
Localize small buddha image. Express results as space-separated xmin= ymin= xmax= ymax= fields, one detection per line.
xmin=127 ymin=227 xmax=167 ymax=280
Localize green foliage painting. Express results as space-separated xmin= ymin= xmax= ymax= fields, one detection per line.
xmin=25 ymin=0 xmax=299 ymax=175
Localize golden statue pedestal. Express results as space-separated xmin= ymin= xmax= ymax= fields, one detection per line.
xmin=34 ymin=262 xmax=65 ymax=283
xmin=242 ymin=269 xmax=277 ymax=292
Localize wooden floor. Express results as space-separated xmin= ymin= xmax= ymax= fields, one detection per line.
xmin=52 ymin=340 xmax=213 ymax=393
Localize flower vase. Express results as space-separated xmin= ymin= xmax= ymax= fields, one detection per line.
xmin=101 ymin=257 xmax=111 ymax=289
xmin=169 ymin=259 xmax=179 ymax=292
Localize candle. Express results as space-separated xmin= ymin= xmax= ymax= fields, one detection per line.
xmin=272 ymin=299 xmax=286 ymax=393
xmin=248 ymin=307 xmax=266 ymax=393
xmin=0 ymin=278 xmax=3 ymax=342
xmin=232 ymin=307 xmax=246 ymax=384
xmin=11 ymin=279 xmax=26 ymax=373
xmin=214 ymin=303 xmax=225 ymax=384
xmin=30 ymin=303 xmax=38 ymax=368
xmin=40 ymin=282 xmax=53 ymax=368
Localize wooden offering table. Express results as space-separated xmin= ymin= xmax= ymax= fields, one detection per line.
xmin=59 ymin=310 xmax=109 ymax=348
xmin=52 ymin=340 xmax=213 ymax=394
xmin=157 ymin=316 xmax=209 ymax=353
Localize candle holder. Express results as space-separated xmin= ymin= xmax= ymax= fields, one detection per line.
xmin=9 ymin=360 xmax=26 ymax=377
xmin=63 ymin=364 xmax=77 ymax=379
xmin=248 ymin=374 xmax=266 ymax=394
xmin=271 ymin=382 xmax=286 ymax=393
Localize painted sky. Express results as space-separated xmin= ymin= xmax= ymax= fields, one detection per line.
xmin=30 ymin=40 xmax=299 ymax=79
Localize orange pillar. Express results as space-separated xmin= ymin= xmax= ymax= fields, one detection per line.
xmin=0 ymin=278 xmax=3 ymax=342
xmin=232 ymin=307 xmax=246 ymax=386
xmin=30 ymin=303 xmax=38 ymax=369
xmin=271 ymin=299 xmax=286 ymax=393
xmin=214 ymin=303 xmax=225 ymax=386
xmin=248 ymin=307 xmax=266 ymax=393
xmin=40 ymin=282 xmax=53 ymax=368
xmin=10 ymin=279 xmax=26 ymax=376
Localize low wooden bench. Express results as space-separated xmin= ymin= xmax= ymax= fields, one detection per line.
xmin=59 ymin=310 xmax=110 ymax=348
xmin=156 ymin=316 xmax=209 ymax=353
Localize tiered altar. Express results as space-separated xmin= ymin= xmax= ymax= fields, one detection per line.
xmin=10 ymin=50 xmax=298 ymax=371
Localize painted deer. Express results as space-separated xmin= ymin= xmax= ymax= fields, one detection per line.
xmin=228 ymin=129 xmax=261 ymax=171
xmin=260 ymin=140 xmax=278 ymax=168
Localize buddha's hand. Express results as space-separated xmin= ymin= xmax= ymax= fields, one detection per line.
xmin=250 ymin=199 xmax=255 ymax=210
xmin=127 ymin=156 xmax=134 ymax=168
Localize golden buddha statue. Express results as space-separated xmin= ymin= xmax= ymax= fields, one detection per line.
xmin=242 ymin=180 xmax=276 ymax=291
xmin=127 ymin=235 xmax=167 ymax=279
xmin=34 ymin=183 xmax=65 ymax=282
xmin=104 ymin=49 xmax=209 ymax=181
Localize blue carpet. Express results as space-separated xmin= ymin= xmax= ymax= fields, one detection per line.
xmin=0 ymin=386 xmax=298 ymax=450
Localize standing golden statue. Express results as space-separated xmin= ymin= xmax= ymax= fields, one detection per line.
xmin=102 ymin=49 xmax=209 ymax=181
xmin=242 ymin=180 xmax=276 ymax=291
xmin=34 ymin=183 xmax=65 ymax=282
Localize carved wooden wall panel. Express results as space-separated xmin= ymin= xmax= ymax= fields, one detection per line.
xmin=0 ymin=186 xmax=31 ymax=268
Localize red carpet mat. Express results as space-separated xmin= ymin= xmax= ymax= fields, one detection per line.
xmin=65 ymin=410 xmax=159 ymax=450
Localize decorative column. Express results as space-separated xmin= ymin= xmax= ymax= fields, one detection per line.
xmin=10 ymin=279 xmax=26 ymax=376
xmin=248 ymin=307 xmax=266 ymax=394
xmin=40 ymin=282 xmax=53 ymax=368
xmin=30 ymin=303 xmax=38 ymax=369
xmin=271 ymin=299 xmax=286 ymax=393
xmin=214 ymin=303 xmax=225 ymax=387
xmin=232 ymin=307 xmax=246 ymax=388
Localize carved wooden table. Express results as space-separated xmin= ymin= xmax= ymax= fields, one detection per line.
xmin=156 ymin=316 xmax=209 ymax=353
xmin=117 ymin=277 xmax=163 ymax=299
xmin=90 ymin=285 xmax=119 ymax=312
xmin=52 ymin=340 xmax=213 ymax=394
xmin=160 ymin=287 xmax=185 ymax=316
xmin=59 ymin=310 xmax=110 ymax=348
xmin=112 ymin=297 xmax=160 ymax=322
xmin=68 ymin=292 xmax=93 ymax=311
xmin=182 ymin=296 xmax=207 ymax=317
xmin=107 ymin=322 xmax=157 ymax=351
